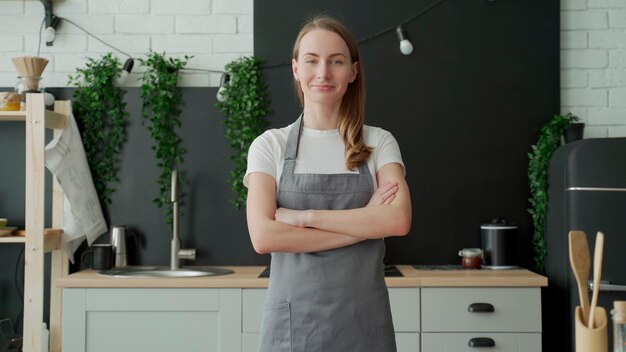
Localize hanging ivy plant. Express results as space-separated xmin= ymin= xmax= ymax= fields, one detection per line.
xmin=68 ymin=53 xmax=128 ymax=207
xmin=138 ymin=52 xmax=190 ymax=225
xmin=527 ymin=112 xmax=579 ymax=273
xmin=216 ymin=56 xmax=271 ymax=209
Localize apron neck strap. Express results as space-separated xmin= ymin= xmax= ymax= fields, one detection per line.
xmin=283 ymin=113 xmax=368 ymax=175
xmin=356 ymin=162 xmax=368 ymax=174
xmin=283 ymin=114 xmax=303 ymax=174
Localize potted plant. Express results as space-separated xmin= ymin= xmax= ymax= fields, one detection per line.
xmin=527 ymin=112 xmax=579 ymax=272
xmin=564 ymin=121 xmax=585 ymax=143
xmin=216 ymin=56 xmax=270 ymax=209
xmin=138 ymin=52 xmax=190 ymax=225
xmin=68 ymin=53 xmax=129 ymax=208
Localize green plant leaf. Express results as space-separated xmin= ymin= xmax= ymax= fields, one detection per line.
xmin=69 ymin=53 xmax=128 ymax=208
xmin=138 ymin=51 xmax=189 ymax=226
xmin=215 ymin=56 xmax=271 ymax=209
xmin=527 ymin=112 xmax=579 ymax=272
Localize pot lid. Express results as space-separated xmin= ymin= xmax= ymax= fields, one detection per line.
xmin=481 ymin=217 xmax=517 ymax=230
xmin=459 ymin=248 xmax=483 ymax=258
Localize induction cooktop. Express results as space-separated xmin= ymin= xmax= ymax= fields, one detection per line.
xmin=258 ymin=264 xmax=403 ymax=278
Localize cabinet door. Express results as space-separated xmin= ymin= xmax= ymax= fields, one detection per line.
xmin=421 ymin=288 xmax=541 ymax=332
xmin=241 ymin=289 xmax=266 ymax=352
xmin=422 ymin=333 xmax=541 ymax=352
xmin=242 ymin=333 xmax=260 ymax=352
xmin=63 ymin=288 xmax=241 ymax=352
xmin=389 ymin=288 xmax=420 ymax=332
xmin=396 ymin=332 xmax=420 ymax=352
xmin=242 ymin=288 xmax=266 ymax=333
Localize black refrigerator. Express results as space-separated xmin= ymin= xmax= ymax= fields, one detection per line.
xmin=544 ymin=137 xmax=626 ymax=351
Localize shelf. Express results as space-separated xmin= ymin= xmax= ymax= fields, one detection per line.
xmin=0 ymin=229 xmax=63 ymax=252
xmin=1 ymin=95 xmax=70 ymax=352
xmin=0 ymin=110 xmax=67 ymax=130
xmin=0 ymin=236 xmax=26 ymax=243
xmin=0 ymin=110 xmax=27 ymax=119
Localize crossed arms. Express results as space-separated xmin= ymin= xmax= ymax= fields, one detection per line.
xmin=246 ymin=162 xmax=411 ymax=254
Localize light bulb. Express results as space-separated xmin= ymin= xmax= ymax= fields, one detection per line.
xmin=44 ymin=92 xmax=55 ymax=106
xmin=216 ymin=86 xmax=227 ymax=103
xmin=216 ymin=73 xmax=230 ymax=103
xmin=396 ymin=26 xmax=414 ymax=56
xmin=43 ymin=26 xmax=56 ymax=43
xmin=399 ymin=40 xmax=414 ymax=55
xmin=113 ymin=58 xmax=134 ymax=86
xmin=114 ymin=71 xmax=129 ymax=86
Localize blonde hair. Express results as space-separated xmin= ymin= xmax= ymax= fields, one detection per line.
xmin=292 ymin=15 xmax=372 ymax=170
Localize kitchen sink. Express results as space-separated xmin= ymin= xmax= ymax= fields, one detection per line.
xmin=97 ymin=266 xmax=234 ymax=278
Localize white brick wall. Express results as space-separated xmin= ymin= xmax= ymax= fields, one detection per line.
xmin=562 ymin=0 xmax=626 ymax=137
xmin=1 ymin=0 xmax=624 ymax=135
xmin=0 ymin=0 xmax=253 ymax=87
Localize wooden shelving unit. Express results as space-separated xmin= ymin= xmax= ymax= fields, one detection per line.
xmin=0 ymin=94 xmax=70 ymax=352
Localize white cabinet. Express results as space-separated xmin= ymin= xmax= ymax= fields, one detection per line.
xmin=421 ymin=288 xmax=542 ymax=352
xmin=241 ymin=288 xmax=264 ymax=352
xmin=241 ymin=288 xmax=421 ymax=352
xmin=62 ymin=288 xmax=241 ymax=352
xmin=389 ymin=288 xmax=421 ymax=352
xmin=61 ymin=284 xmax=543 ymax=352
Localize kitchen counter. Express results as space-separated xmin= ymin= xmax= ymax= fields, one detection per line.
xmin=61 ymin=266 xmax=548 ymax=351
xmin=56 ymin=265 xmax=547 ymax=288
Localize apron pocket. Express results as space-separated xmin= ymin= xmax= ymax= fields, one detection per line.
xmin=259 ymin=302 xmax=291 ymax=352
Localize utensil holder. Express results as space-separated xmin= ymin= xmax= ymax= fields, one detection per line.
xmin=575 ymin=306 xmax=608 ymax=352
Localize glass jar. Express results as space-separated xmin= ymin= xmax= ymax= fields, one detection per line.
xmin=458 ymin=248 xmax=483 ymax=269
xmin=15 ymin=76 xmax=45 ymax=101
xmin=613 ymin=301 xmax=626 ymax=352
xmin=0 ymin=92 xmax=21 ymax=111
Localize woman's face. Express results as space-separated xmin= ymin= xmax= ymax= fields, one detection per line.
xmin=292 ymin=29 xmax=358 ymax=107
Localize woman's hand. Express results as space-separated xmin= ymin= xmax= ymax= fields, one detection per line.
xmin=275 ymin=207 xmax=309 ymax=228
xmin=275 ymin=181 xmax=399 ymax=228
xmin=367 ymin=181 xmax=398 ymax=206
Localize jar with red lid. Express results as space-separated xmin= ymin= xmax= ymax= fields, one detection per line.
xmin=458 ymin=248 xmax=484 ymax=269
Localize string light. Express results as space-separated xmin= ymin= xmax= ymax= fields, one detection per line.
xmin=42 ymin=19 xmax=59 ymax=44
xmin=262 ymin=0 xmax=449 ymax=69
xmin=396 ymin=26 xmax=414 ymax=56
xmin=39 ymin=0 xmax=59 ymax=46
xmin=44 ymin=92 xmax=55 ymax=106
xmin=35 ymin=0 xmax=452 ymax=80
xmin=114 ymin=58 xmax=135 ymax=86
xmin=216 ymin=73 xmax=230 ymax=103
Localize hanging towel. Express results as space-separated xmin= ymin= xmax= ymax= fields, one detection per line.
xmin=44 ymin=109 xmax=107 ymax=262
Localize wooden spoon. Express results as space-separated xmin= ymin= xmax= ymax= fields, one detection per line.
xmin=588 ymin=231 xmax=605 ymax=329
xmin=569 ymin=230 xmax=591 ymax=326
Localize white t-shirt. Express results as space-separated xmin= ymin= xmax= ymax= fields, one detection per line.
xmin=244 ymin=121 xmax=405 ymax=189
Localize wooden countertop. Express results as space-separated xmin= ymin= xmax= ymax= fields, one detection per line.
xmin=57 ymin=265 xmax=548 ymax=289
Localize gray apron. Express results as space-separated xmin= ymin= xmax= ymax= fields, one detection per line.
xmin=258 ymin=116 xmax=396 ymax=352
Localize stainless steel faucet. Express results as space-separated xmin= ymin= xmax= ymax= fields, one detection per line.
xmin=170 ymin=170 xmax=196 ymax=270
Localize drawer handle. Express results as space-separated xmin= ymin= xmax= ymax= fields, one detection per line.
xmin=468 ymin=337 xmax=495 ymax=348
xmin=468 ymin=303 xmax=495 ymax=313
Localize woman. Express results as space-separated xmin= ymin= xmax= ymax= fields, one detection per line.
xmin=244 ymin=15 xmax=412 ymax=352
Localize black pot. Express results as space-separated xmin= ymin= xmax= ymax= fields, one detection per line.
xmin=481 ymin=218 xmax=518 ymax=269
xmin=564 ymin=123 xmax=585 ymax=143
